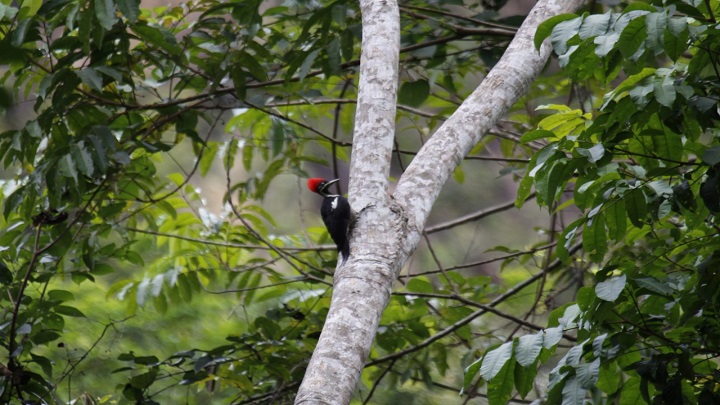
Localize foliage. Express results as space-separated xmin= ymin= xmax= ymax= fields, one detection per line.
xmin=468 ymin=1 xmax=720 ymax=404
xmin=3 ymin=0 xmax=717 ymax=403
xmin=0 ymin=0 xmax=532 ymax=403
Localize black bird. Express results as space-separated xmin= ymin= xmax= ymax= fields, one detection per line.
xmin=307 ymin=178 xmax=351 ymax=264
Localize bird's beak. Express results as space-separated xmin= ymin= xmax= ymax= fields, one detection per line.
xmin=320 ymin=178 xmax=340 ymax=194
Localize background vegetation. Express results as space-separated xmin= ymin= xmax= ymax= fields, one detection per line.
xmin=0 ymin=0 xmax=719 ymax=404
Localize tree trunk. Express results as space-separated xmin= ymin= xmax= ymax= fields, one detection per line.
xmin=294 ymin=1 xmax=585 ymax=403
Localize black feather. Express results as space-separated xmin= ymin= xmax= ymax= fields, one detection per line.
xmin=320 ymin=195 xmax=351 ymax=264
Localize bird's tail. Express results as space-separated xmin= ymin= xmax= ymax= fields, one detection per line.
xmin=340 ymin=242 xmax=350 ymax=264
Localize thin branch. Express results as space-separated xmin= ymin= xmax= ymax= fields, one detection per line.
xmin=400 ymin=7 xmax=516 ymax=37
xmin=127 ymin=227 xmax=334 ymax=252
xmin=401 ymin=4 xmax=519 ymax=31
xmin=8 ymin=226 xmax=43 ymax=370
xmin=361 ymin=358 xmax=397 ymax=405
xmin=369 ymin=243 xmax=583 ymax=367
xmin=425 ymin=194 xmax=535 ymax=233
xmin=56 ymin=317 xmax=133 ymax=386
xmin=406 ymin=241 xmax=557 ymax=278
xmin=393 ymin=290 xmax=576 ymax=342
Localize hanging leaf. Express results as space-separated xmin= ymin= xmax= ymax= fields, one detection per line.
xmin=595 ymin=274 xmax=626 ymax=302
xmin=94 ymin=0 xmax=117 ymax=30
xmin=398 ymin=80 xmax=430 ymax=108
xmin=480 ymin=341 xmax=514 ymax=381
xmin=535 ymin=14 xmax=579 ymax=50
xmin=515 ymin=332 xmax=543 ymax=367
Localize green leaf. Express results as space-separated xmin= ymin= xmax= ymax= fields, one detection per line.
xmin=340 ymin=28 xmax=354 ymax=61
xmin=326 ymin=37 xmax=341 ymax=76
xmin=71 ymin=142 xmax=94 ymax=177
xmin=270 ymin=121 xmax=285 ymax=157
xmin=59 ymin=154 xmax=79 ymax=184
xmin=514 ymin=360 xmax=537 ymax=398
xmin=645 ymin=12 xmax=667 ymax=54
xmin=31 ymin=330 xmax=61 ymax=345
xmin=557 ymin=218 xmax=583 ymax=261
xmin=619 ymin=377 xmax=644 ymax=405
xmin=297 ymin=49 xmax=320 ymax=81
xmin=48 ymin=290 xmax=75 ymax=302
xmin=487 ymin=360 xmax=514 ymax=405
xmin=702 ymin=146 xmax=720 ymax=165
xmin=578 ymin=12 xmax=611 ymax=39
xmin=198 ymin=142 xmax=219 ymax=177
xmin=635 ymin=277 xmax=673 ymax=296
xmin=515 ymin=172 xmax=535 ymax=208
xmin=30 ymin=353 xmax=53 ymax=378
xmin=577 ymin=359 xmax=600 ymax=389
xmin=624 ymin=188 xmax=647 ymax=228
xmin=0 ymin=3 xmax=18 ymax=20
xmin=582 ymin=213 xmax=607 ymax=262
xmin=520 ymin=129 xmax=555 ymax=143
xmin=406 ymin=278 xmax=434 ymax=294
xmin=540 ymin=159 xmax=567 ymax=206
xmin=617 ymin=16 xmax=647 ymax=59
xmin=77 ymin=68 xmax=103 ymax=91
xmin=18 ymin=0 xmax=42 ymax=20
xmin=515 ymin=331 xmax=543 ymax=367
xmin=480 ymin=341 xmax=513 ymax=381
xmin=11 ymin=18 xmax=34 ymax=47
xmin=54 ymin=305 xmax=86 ymax=317
xmin=550 ymin=17 xmax=583 ymax=55
xmin=94 ymin=0 xmax=117 ymax=30
xmin=132 ymin=24 xmax=182 ymax=56
xmin=0 ymin=261 xmax=12 ymax=285
xmin=398 ymin=80 xmax=430 ymax=108
xmin=594 ymin=32 xmax=620 ymax=57
xmin=663 ymin=18 xmax=688 ymax=61
xmin=604 ymin=199 xmax=627 ymax=242
xmin=652 ymin=70 xmax=676 ymax=107
xmin=597 ymin=364 xmax=620 ymax=394
xmin=116 ymin=0 xmax=140 ymax=23
xmin=561 ymin=376 xmax=585 ymax=405
xmin=129 ymin=369 xmax=159 ymax=390
xmin=577 ymin=144 xmax=605 ymax=163
xmin=595 ymin=274 xmax=626 ymax=302
xmin=237 ymin=50 xmax=268 ymax=81
xmin=535 ymin=14 xmax=579 ymax=50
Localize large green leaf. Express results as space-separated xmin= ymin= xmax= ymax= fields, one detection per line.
xmin=595 ymin=274 xmax=626 ymax=302
xmin=535 ymin=14 xmax=579 ymax=50
xmin=617 ymin=16 xmax=647 ymax=59
xmin=579 ymin=12 xmax=611 ymax=39
xmin=487 ymin=360 xmax=515 ymax=405
xmin=94 ymin=0 xmax=117 ymax=30
xmin=515 ymin=331 xmax=543 ymax=367
xmin=398 ymin=80 xmax=430 ymax=108
xmin=479 ymin=341 xmax=514 ymax=381
xmin=132 ymin=24 xmax=182 ymax=56
xmin=561 ymin=376 xmax=585 ymax=405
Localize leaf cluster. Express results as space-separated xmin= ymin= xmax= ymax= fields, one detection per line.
xmin=471 ymin=1 xmax=720 ymax=404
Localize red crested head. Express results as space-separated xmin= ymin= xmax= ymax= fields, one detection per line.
xmin=307 ymin=178 xmax=326 ymax=193
xmin=307 ymin=178 xmax=339 ymax=195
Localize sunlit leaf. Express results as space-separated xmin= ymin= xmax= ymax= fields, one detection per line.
xmin=596 ymin=274 xmax=626 ymax=302
xmin=480 ymin=341 xmax=513 ymax=381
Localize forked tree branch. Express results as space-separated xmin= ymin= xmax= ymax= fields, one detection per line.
xmin=295 ymin=1 xmax=585 ymax=403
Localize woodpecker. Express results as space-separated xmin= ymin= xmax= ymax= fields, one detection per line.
xmin=307 ymin=178 xmax=351 ymax=264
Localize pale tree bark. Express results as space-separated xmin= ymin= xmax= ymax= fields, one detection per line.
xmin=294 ymin=0 xmax=585 ymax=404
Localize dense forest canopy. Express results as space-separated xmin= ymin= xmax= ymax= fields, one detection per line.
xmin=0 ymin=0 xmax=719 ymax=404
